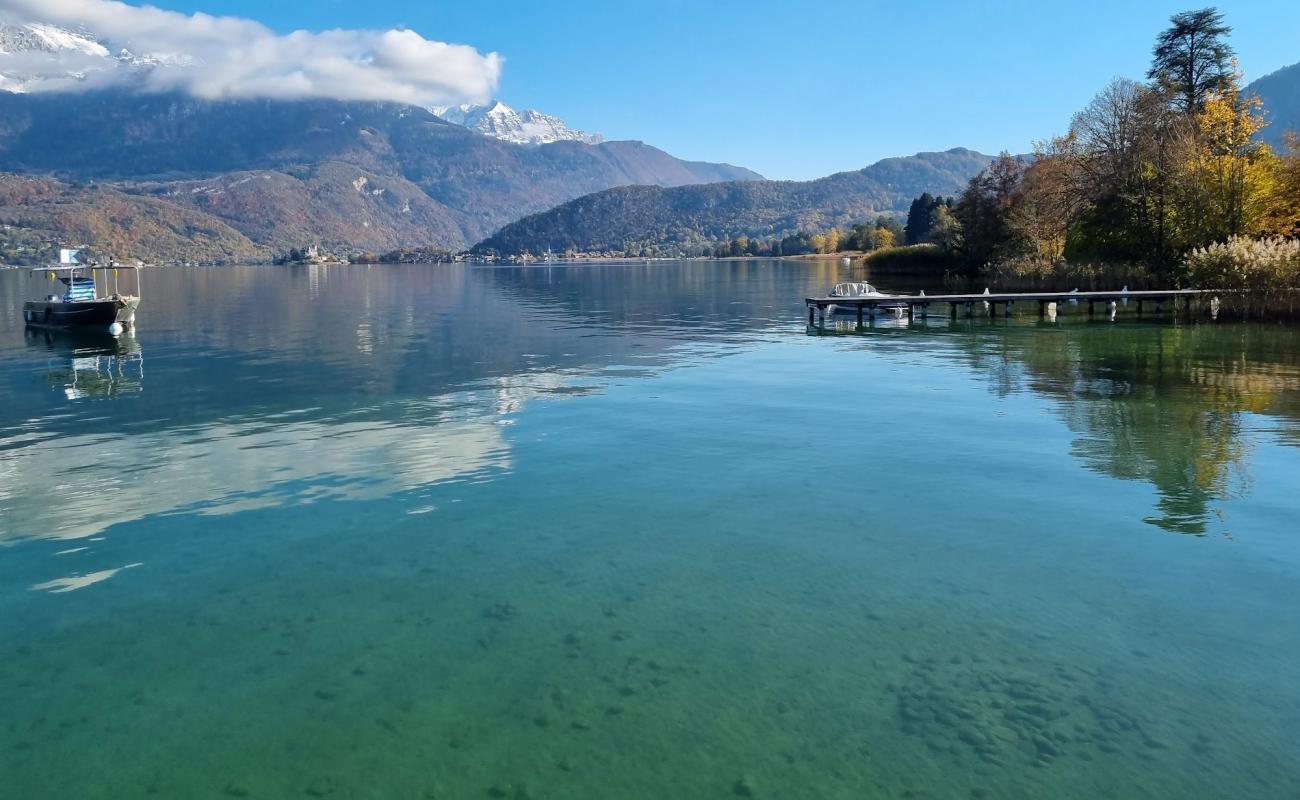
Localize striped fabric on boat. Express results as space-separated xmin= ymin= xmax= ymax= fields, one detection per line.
xmin=64 ymin=280 xmax=97 ymax=302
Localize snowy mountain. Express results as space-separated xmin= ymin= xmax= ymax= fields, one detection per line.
xmin=0 ymin=20 xmax=182 ymax=92
xmin=0 ymin=21 xmax=110 ymax=58
xmin=432 ymin=101 xmax=603 ymax=145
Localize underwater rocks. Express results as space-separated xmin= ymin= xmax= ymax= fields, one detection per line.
xmin=483 ymin=603 xmax=519 ymax=622
xmin=891 ymin=654 xmax=1186 ymax=770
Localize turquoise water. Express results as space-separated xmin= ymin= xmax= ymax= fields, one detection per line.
xmin=1 ymin=260 xmax=1298 ymax=799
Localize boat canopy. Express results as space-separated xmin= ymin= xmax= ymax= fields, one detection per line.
xmin=28 ymin=265 xmax=142 ymax=274
xmin=831 ymin=282 xmax=879 ymax=297
xmin=24 ymin=263 xmax=143 ymax=304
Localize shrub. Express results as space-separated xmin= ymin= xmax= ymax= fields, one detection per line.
xmin=862 ymin=244 xmax=960 ymax=271
xmin=1183 ymin=236 xmax=1300 ymax=292
xmin=980 ymin=255 xmax=1156 ymax=291
xmin=1183 ymin=236 xmax=1300 ymax=317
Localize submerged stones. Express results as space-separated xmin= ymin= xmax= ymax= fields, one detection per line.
xmin=891 ymin=654 xmax=1170 ymax=770
xmin=483 ymin=603 xmax=519 ymax=622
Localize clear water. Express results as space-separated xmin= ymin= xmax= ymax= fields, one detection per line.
xmin=1 ymin=260 xmax=1297 ymax=799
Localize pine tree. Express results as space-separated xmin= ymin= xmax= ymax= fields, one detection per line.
xmin=905 ymin=193 xmax=936 ymax=244
xmin=1148 ymin=7 xmax=1235 ymax=114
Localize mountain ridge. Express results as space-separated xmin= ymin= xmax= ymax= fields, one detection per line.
xmin=473 ymin=148 xmax=997 ymax=256
xmin=1248 ymin=61 xmax=1300 ymax=149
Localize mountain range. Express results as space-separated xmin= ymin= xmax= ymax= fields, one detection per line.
xmin=0 ymin=89 xmax=760 ymax=262
xmin=0 ymin=19 xmax=762 ymax=262
xmin=474 ymin=148 xmax=998 ymax=256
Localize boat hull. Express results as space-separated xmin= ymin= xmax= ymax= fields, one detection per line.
xmin=829 ymin=302 xmax=909 ymax=316
xmin=23 ymin=297 xmax=140 ymax=330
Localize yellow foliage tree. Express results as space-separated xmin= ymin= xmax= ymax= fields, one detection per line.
xmin=1261 ymin=133 xmax=1300 ymax=238
xmin=875 ymin=227 xmax=896 ymax=250
xmin=824 ymin=227 xmax=841 ymax=254
xmin=1174 ymin=88 xmax=1278 ymax=246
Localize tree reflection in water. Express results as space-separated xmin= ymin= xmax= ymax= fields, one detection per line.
xmin=963 ymin=323 xmax=1300 ymax=536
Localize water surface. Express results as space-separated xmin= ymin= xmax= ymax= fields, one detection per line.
xmin=1 ymin=260 xmax=1298 ymax=799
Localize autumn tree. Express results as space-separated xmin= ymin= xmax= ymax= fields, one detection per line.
xmin=1262 ymin=133 xmax=1300 ymax=237
xmin=1174 ymin=86 xmax=1276 ymax=246
xmin=955 ymin=153 xmax=1026 ymax=267
xmin=928 ymin=205 xmax=962 ymax=252
xmin=1061 ymin=78 xmax=1185 ymax=265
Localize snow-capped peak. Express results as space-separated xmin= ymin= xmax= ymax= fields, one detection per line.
xmin=0 ymin=21 xmax=108 ymax=58
xmin=431 ymin=100 xmax=603 ymax=146
xmin=0 ymin=20 xmax=189 ymax=92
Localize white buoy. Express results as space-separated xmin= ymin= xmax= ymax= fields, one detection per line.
xmin=108 ymin=322 xmax=124 ymax=336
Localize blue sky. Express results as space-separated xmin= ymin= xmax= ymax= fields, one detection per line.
xmin=131 ymin=1 xmax=1299 ymax=179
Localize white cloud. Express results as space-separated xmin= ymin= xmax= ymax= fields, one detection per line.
xmin=0 ymin=0 xmax=502 ymax=106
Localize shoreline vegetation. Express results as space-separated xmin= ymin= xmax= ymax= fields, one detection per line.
xmin=832 ymin=9 xmax=1300 ymax=305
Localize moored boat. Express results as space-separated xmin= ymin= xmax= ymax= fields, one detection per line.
xmin=826 ymin=282 xmax=909 ymax=316
xmin=21 ymin=252 xmax=142 ymax=332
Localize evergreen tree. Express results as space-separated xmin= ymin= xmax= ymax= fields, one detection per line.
xmin=1148 ymin=7 xmax=1235 ymax=114
xmin=905 ymin=192 xmax=937 ymax=244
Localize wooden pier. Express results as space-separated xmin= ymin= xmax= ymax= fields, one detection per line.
xmin=805 ymin=289 xmax=1212 ymax=326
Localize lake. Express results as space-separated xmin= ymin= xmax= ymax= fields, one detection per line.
xmin=1 ymin=260 xmax=1297 ymax=799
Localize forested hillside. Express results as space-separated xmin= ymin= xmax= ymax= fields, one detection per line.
xmin=474 ymin=149 xmax=995 ymax=256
